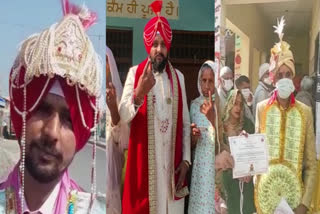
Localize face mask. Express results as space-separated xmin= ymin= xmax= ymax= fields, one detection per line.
xmin=276 ymin=78 xmax=295 ymax=99
xmin=264 ymin=77 xmax=272 ymax=86
xmin=241 ymin=88 xmax=253 ymax=106
xmin=223 ymin=79 xmax=233 ymax=91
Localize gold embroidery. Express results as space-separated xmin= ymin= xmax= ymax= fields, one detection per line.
xmin=147 ymin=89 xmax=157 ymax=214
xmin=169 ymin=62 xmax=179 ymax=199
xmin=255 ymin=101 xmax=307 ymax=213
xmin=284 ymin=107 xmax=304 ymax=177
xmin=147 ymin=62 xmax=180 ymax=213
xmin=262 ymin=105 xmax=281 ymax=160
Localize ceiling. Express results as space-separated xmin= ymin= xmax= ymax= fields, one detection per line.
xmin=225 ymin=0 xmax=313 ymax=37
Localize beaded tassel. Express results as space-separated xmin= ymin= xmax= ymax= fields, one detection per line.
xmin=89 ymin=96 xmax=98 ymax=212
xmin=19 ymin=85 xmax=27 ymax=214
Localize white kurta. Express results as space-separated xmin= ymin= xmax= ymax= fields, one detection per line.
xmin=217 ymin=87 xmax=228 ymax=117
xmin=119 ymin=65 xmax=191 ymax=214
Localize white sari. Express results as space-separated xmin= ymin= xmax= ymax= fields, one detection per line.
xmin=106 ymin=46 xmax=129 ymax=214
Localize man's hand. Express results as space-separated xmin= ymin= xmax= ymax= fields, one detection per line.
xmin=200 ymin=90 xmax=215 ymax=126
xmin=215 ymin=150 xmax=234 ymax=170
xmin=175 ymin=161 xmax=189 ymax=191
xmin=135 ymin=60 xmax=155 ymax=103
xmin=294 ymin=204 xmax=307 ymax=214
xmin=190 ymin=123 xmax=201 ymax=148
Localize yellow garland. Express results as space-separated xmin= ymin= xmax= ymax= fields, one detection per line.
xmin=255 ymin=163 xmax=302 ymax=214
xmin=255 ymin=101 xmax=306 ymax=213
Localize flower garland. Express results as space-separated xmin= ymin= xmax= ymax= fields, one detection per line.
xmin=255 ymin=164 xmax=301 ymax=214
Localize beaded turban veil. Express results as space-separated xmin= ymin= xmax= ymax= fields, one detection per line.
xmin=269 ymin=16 xmax=295 ymax=81
xmin=143 ymin=0 xmax=172 ymax=54
xmin=9 ymin=0 xmax=102 ymax=212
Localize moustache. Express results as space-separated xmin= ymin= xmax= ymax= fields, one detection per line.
xmin=28 ymin=137 xmax=63 ymax=161
xmin=155 ymin=53 xmax=165 ymax=58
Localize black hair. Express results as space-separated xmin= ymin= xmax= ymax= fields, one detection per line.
xmin=235 ymin=75 xmax=250 ymax=88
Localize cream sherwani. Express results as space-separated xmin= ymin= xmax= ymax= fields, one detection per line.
xmin=119 ymin=65 xmax=191 ymax=214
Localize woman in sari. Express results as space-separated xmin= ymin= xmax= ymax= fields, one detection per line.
xmin=220 ymin=89 xmax=255 ymax=214
xmin=188 ymin=60 xmax=233 ymax=214
xmin=106 ymin=46 xmax=130 ymax=214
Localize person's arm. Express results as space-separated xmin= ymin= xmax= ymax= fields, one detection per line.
xmin=119 ymin=61 xmax=155 ymax=123
xmin=178 ymin=71 xmax=191 ymax=164
xmin=253 ymin=89 xmax=266 ymax=120
xmin=190 ymin=102 xmax=201 ymax=150
xmin=118 ymin=67 xmax=140 ymax=124
xmin=106 ymin=83 xmax=120 ymax=126
xmin=300 ymin=107 xmax=317 ymax=209
xmin=255 ymin=102 xmax=262 ymax=133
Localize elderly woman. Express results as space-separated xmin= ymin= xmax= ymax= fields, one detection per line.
xmin=220 ymin=89 xmax=256 ymax=214
xmin=188 ymin=61 xmax=233 ymax=214
xmin=106 ymin=46 xmax=129 ymax=214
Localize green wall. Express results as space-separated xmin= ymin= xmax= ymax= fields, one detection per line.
xmin=107 ymin=0 xmax=214 ymax=64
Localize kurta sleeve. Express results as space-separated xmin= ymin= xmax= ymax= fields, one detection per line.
xmin=255 ymin=101 xmax=263 ymax=134
xmin=301 ymin=106 xmax=317 ymax=208
xmin=118 ymin=66 xmax=140 ymax=124
xmin=177 ymin=70 xmax=191 ymax=164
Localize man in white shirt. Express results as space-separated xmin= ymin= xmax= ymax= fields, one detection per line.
xmin=119 ymin=1 xmax=190 ymax=213
xmin=217 ymin=66 xmax=234 ymax=117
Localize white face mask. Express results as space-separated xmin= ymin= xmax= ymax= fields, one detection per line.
xmin=223 ymin=79 xmax=233 ymax=91
xmin=276 ymin=78 xmax=295 ymax=99
xmin=263 ymin=77 xmax=272 ymax=86
xmin=241 ymin=88 xmax=253 ymax=106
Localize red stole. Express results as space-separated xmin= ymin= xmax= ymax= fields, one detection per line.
xmin=122 ymin=58 xmax=185 ymax=214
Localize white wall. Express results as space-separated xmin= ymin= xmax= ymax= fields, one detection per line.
xmin=309 ymin=0 xmax=320 ymax=75
xmin=225 ymin=4 xmax=274 ymax=90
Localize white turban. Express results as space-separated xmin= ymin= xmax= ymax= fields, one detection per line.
xmin=259 ymin=63 xmax=270 ymax=80
xmin=220 ymin=66 xmax=232 ymax=78
xmin=300 ymin=76 xmax=314 ymax=91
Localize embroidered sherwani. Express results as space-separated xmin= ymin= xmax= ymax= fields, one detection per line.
xmin=119 ymin=65 xmax=191 ymax=214
xmin=255 ymin=98 xmax=317 ymax=212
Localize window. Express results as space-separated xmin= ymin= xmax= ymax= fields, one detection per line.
xmin=106 ymin=29 xmax=133 ymax=84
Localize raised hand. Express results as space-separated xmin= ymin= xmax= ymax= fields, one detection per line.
xmin=106 ymin=82 xmax=120 ymax=125
xmin=135 ymin=60 xmax=156 ymax=104
xmin=106 ymin=82 xmax=117 ymax=109
xmin=200 ymin=90 xmax=215 ymax=126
